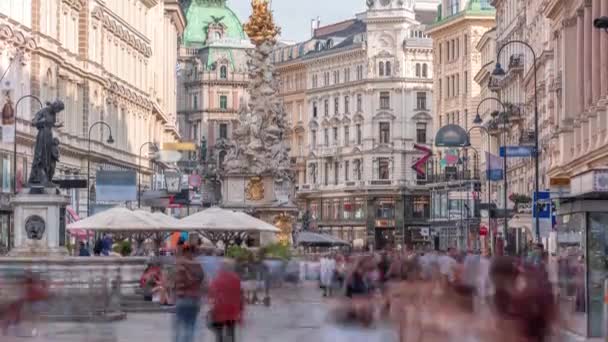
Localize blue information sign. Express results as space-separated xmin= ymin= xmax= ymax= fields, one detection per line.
xmin=533 ymin=191 xmax=551 ymax=219
xmin=499 ymin=146 xmax=535 ymax=158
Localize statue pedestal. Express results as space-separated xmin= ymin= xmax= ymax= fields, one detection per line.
xmin=9 ymin=189 xmax=70 ymax=257
xmin=221 ymin=174 xmax=297 ymax=245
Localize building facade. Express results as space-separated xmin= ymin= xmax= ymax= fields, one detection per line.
xmin=273 ymin=45 xmax=308 ymax=189
xmin=275 ymin=0 xmax=439 ymax=249
xmin=545 ymin=0 xmax=608 ymax=182
xmin=0 ymin=0 xmax=184 ymax=250
xmin=176 ymin=0 xmax=252 ymax=190
xmin=426 ymin=0 xmax=495 ymax=250
xmin=474 ymin=0 xmax=554 ymax=244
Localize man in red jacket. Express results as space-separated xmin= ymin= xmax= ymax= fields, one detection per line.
xmin=209 ymin=260 xmax=244 ymax=342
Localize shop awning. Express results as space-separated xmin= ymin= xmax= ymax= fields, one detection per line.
xmin=296 ymin=231 xmax=350 ymax=246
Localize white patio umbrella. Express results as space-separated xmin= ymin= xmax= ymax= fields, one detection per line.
xmin=67 ymin=207 xmax=182 ymax=232
xmin=179 ymin=207 xmax=280 ymax=233
xmin=134 ymin=211 xmax=214 ymax=246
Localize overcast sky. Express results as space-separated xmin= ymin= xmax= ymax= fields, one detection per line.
xmin=228 ymin=0 xmax=365 ymax=42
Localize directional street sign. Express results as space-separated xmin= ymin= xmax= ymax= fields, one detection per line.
xmin=499 ymin=146 xmax=535 ymax=158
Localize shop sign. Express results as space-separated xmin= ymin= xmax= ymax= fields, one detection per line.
xmin=375 ymin=219 xmax=395 ymax=228
xmin=550 ymin=178 xmax=570 ymax=187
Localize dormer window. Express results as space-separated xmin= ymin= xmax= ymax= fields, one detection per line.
xmin=207 ymin=20 xmax=225 ymax=42
xmin=220 ymin=65 xmax=227 ymax=79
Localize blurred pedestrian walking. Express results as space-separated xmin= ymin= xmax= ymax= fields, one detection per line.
xmin=209 ymin=259 xmax=244 ymax=342
xmin=174 ymin=245 xmax=205 ymax=342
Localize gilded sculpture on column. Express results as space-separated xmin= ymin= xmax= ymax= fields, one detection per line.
xmin=273 ymin=213 xmax=293 ymax=245
xmin=243 ymin=0 xmax=280 ymax=46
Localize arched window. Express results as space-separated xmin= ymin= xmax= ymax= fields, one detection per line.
xmin=220 ymin=65 xmax=227 ymax=79
xmin=385 ymin=61 xmax=391 ymax=76
xmin=415 ymin=63 xmax=421 ymax=77
xmin=422 ymin=64 xmax=428 ymax=78
xmin=214 ymin=31 xmax=222 ymax=40
xmin=379 ymin=61 xmax=385 ymax=76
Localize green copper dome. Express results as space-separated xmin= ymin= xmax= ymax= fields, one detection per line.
xmin=183 ymin=0 xmax=247 ymax=47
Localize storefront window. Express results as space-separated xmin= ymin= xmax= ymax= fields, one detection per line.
xmin=413 ymin=196 xmax=430 ymax=219
xmin=557 ymin=212 xmax=586 ymax=337
xmin=354 ymin=198 xmax=365 ymax=220
xmin=322 ymin=200 xmax=333 ymax=220
xmin=309 ymin=201 xmax=320 ymax=220
xmin=332 ymin=200 xmax=341 ymax=221
xmin=376 ymin=199 xmax=395 ymax=219
xmin=440 ymin=193 xmax=448 ymax=218
xmin=587 ymin=213 xmax=608 ymax=337
xmin=343 ymin=199 xmax=353 ymax=220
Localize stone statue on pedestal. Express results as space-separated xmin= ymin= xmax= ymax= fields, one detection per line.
xmin=28 ymin=100 xmax=64 ymax=188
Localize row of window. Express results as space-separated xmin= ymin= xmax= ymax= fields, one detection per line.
xmin=311 ymin=157 xmax=392 ymax=184
xmin=310 ymin=124 xmax=363 ymax=148
xmin=438 ymin=33 xmax=469 ymax=64
xmin=309 ymin=159 xmax=365 ymax=186
xmin=439 ymin=72 xmax=468 ymax=99
xmin=311 ymin=65 xmax=365 ymax=88
xmin=312 ymin=94 xmax=363 ymax=118
xmin=439 ymin=110 xmax=468 ymax=130
xmin=310 ymin=121 xmax=427 ymax=149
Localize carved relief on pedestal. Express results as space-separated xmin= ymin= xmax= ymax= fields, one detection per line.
xmin=245 ymin=176 xmax=265 ymax=201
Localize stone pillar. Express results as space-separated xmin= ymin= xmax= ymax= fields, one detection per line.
xmin=585 ymin=5 xmax=593 ymax=110
xmin=577 ymin=12 xmax=585 ymax=116
xmin=593 ymin=0 xmax=602 ymax=103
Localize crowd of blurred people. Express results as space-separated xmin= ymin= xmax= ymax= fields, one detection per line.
xmin=318 ymin=245 xmax=563 ymax=341
xmin=1 ymin=240 xmax=585 ymax=341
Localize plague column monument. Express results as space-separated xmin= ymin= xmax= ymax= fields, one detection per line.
xmin=221 ymin=0 xmax=296 ymax=244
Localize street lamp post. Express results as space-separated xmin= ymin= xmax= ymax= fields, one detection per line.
xmin=11 ymin=95 xmax=43 ymax=194
xmin=492 ymin=40 xmax=540 ymax=243
xmin=463 ymin=145 xmax=479 ymax=251
xmin=87 ymin=121 xmax=114 ymax=217
xmin=473 ymin=97 xmax=507 ymax=249
xmin=138 ymin=142 xmax=158 ymax=208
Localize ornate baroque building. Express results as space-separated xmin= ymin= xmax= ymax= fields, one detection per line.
xmin=274 ymin=0 xmax=439 ymax=249
xmin=0 ymin=0 xmax=184 ymax=247
xmin=545 ymin=0 xmax=608 ymax=183
xmin=177 ymin=0 xmax=252 ymax=185
xmin=425 ymin=0 xmax=495 ymax=250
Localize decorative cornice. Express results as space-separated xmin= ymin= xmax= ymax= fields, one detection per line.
xmin=96 ymin=7 xmax=152 ymax=58
xmin=0 ymin=24 xmax=37 ymax=51
xmin=106 ymin=78 xmax=153 ymax=111
xmin=62 ymin=0 xmax=84 ymax=12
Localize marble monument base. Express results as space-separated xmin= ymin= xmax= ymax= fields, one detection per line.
xmin=9 ymin=188 xmax=70 ymax=257
xmin=221 ymin=174 xmax=298 ymax=245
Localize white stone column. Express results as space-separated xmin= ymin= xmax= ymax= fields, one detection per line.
xmin=585 ymin=5 xmax=593 ymax=110
xmin=577 ymin=11 xmax=585 ymax=118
